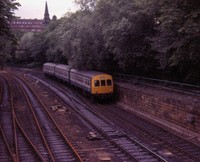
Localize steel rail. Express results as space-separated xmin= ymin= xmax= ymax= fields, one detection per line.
xmin=29 ymin=74 xmax=167 ymax=162
xmin=7 ymin=76 xmax=20 ymax=162
xmin=14 ymin=76 xmax=56 ymax=162
xmin=13 ymin=112 xmax=46 ymax=162
xmin=97 ymin=104 xmax=200 ymax=161
xmin=7 ymin=73 xmax=47 ymax=162
xmin=1 ymin=74 xmax=19 ymax=162
xmin=0 ymin=76 xmax=14 ymax=160
xmin=0 ymin=80 xmax=2 ymax=103
xmin=0 ymin=124 xmax=15 ymax=161
xmin=19 ymin=74 xmax=84 ymax=162
xmin=70 ymin=95 xmax=167 ymax=162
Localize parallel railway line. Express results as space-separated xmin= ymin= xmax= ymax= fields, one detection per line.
xmin=14 ymin=115 xmax=43 ymax=162
xmin=10 ymin=74 xmax=51 ymax=161
xmin=14 ymin=74 xmax=84 ymax=162
xmin=1 ymin=74 xmax=45 ymax=161
xmin=17 ymin=76 xmax=83 ymax=162
xmin=2 ymin=68 xmax=200 ymax=162
xmin=29 ymin=72 xmax=200 ymax=162
xmin=86 ymin=102 xmax=200 ymax=162
xmin=29 ymin=74 xmax=168 ymax=162
xmin=0 ymin=73 xmax=84 ymax=162
xmin=0 ymin=76 xmax=17 ymax=161
xmin=0 ymin=79 xmax=2 ymax=102
xmin=0 ymin=125 xmax=13 ymax=162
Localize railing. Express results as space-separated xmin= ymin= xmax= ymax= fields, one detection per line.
xmin=113 ymin=73 xmax=200 ymax=92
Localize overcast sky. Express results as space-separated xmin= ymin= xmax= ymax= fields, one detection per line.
xmin=15 ymin=0 xmax=79 ymax=19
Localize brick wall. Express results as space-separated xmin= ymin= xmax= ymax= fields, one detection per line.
xmin=115 ymin=82 xmax=200 ymax=134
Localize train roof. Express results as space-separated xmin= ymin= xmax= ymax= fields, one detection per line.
xmin=43 ymin=62 xmax=57 ymax=67
xmin=70 ymin=69 xmax=110 ymax=78
xmin=55 ymin=64 xmax=70 ymax=70
xmin=44 ymin=63 xmax=70 ymax=69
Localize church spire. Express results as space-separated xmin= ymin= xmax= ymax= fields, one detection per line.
xmin=43 ymin=1 xmax=50 ymax=25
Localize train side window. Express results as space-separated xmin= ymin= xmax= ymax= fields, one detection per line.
xmin=85 ymin=79 xmax=88 ymax=85
xmin=94 ymin=80 xmax=100 ymax=87
xmin=107 ymin=79 xmax=112 ymax=86
xmin=85 ymin=79 xmax=90 ymax=85
xmin=101 ymin=80 xmax=106 ymax=86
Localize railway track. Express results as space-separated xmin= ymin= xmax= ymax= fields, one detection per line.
xmin=0 ymin=74 xmax=45 ymax=161
xmin=0 ymin=76 xmax=17 ymax=161
xmin=15 ymin=74 xmax=84 ymax=162
xmin=85 ymin=101 xmax=200 ymax=162
xmin=0 ymin=73 xmax=84 ymax=162
xmin=0 ymin=78 xmax=12 ymax=161
xmin=28 ymin=74 xmax=167 ymax=162
xmin=9 ymin=74 xmax=50 ymax=161
xmin=0 ymin=78 xmax=2 ymax=102
xmin=6 ymin=68 xmax=200 ymax=162
xmin=14 ymin=116 xmax=43 ymax=162
xmin=0 ymin=125 xmax=13 ymax=162
xmin=29 ymin=73 xmax=200 ymax=162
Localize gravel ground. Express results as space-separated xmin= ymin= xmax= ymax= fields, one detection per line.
xmin=20 ymin=71 xmax=122 ymax=162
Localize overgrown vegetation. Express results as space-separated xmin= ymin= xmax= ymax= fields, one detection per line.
xmin=2 ymin=0 xmax=200 ymax=84
xmin=0 ymin=0 xmax=20 ymax=66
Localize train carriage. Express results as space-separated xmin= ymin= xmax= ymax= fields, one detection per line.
xmin=43 ymin=63 xmax=57 ymax=76
xmin=70 ymin=69 xmax=113 ymax=97
xmin=43 ymin=63 xmax=114 ymax=98
xmin=54 ymin=64 xmax=70 ymax=83
xmin=70 ymin=69 xmax=91 ymax=93
xmin=91 ymin=73 xmax=113 ymax=96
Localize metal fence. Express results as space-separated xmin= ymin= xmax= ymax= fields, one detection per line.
xmin=113 ymin=73 xmax=200 ymax=92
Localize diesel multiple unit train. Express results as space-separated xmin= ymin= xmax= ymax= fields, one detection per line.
xmin=43 ymin=63 xmax=114 ymax=97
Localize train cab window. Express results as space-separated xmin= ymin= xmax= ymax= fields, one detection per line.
xmin=107 ymin=79 xmax=112 ymax=86
xmin=94 ymin=80 xmax=100 ymax=87
xmin=101 ymin=80 xmax=106 ymax=86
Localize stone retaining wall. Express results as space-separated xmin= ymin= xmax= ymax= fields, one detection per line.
xmin=115 ymin=82 xmax=200 ymax=134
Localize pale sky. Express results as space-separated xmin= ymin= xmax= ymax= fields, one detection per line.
xmin=15 ymin=0 xmax=79 ymax=19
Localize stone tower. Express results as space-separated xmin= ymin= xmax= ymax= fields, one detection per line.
xmin=43 ymin=1 xmax=50 ymax=25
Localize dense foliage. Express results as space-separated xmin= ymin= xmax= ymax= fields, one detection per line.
xmin=152 ymin=0 xmax=200 ymax=83
xmin=0 ymin=0 xmax=20 ymax=64
xmin=13 ymin=0 xmax=200 ymax=84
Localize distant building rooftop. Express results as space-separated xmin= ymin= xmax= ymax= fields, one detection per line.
xmin=10 ymin=19 xmax=45 ymax=32
xmin=10 ymin=2 xmax=51 ymax=32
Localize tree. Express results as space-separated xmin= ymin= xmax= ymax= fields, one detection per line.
xmin=42 ymin=18 xmax=67 ymax=63
xmin=61 ymin=11 xmax=97 ymax=69
xmin=15 ymin=32 xmax=35 ymax=64
xmin=152 ymin=0 xmax=200 ymax=82
xmin=74 ymin=0 xmax=98 ymax=11
xmin=11 ymin=0 xmax=199 ymax=84
xmin=94 ymin=0 xmax=157 ymax=74
xmin=0 ymin=0 xmax=20 ymax=64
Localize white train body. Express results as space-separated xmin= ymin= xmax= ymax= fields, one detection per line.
xmin=43 ymin=63 xmax=114 ymax=97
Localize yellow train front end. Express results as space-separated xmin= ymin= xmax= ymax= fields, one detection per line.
xmin=91 ymin=74 xmax=114 ymax=98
